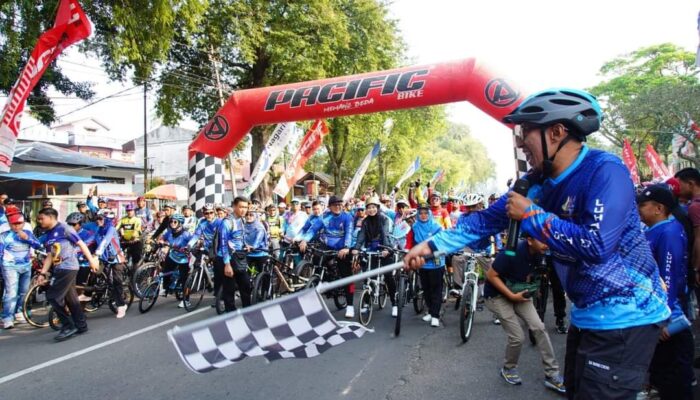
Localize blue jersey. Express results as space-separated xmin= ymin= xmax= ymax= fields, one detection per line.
xmin=644 ymin=217 xmax=688 ymax=320
xmin=299 ymin=211 xmax=353 ymax=250
xmin=163 ymin=228 xmax=193 ymax=264
xmin=300 ymin=214 xmax=321 ymax=242
xmin=429 ymin=146 xmax=670 ymax=330
xmin=95 ymin=222 xmax=124 ymax=263
xmin=76 ymin=222 xmax=98 ymax=267
xmin=187 ymin=217 xmax=221 ymax=251
xmin=244 ymin=220 xmax=268 ymax=257
xmin=219 ymin=217 xmax=246 ymax=264
xmin=42 ymin=222 xmax=83 ymax=271
xmin=0 ymin=229 xmax=41 ymax=268
xmin=412 ymin=215 xmax=443 ymax=269
xmin=0 ymin=208 xmax=6 ymax=226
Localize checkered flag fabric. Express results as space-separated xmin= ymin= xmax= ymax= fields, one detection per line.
xmin=512 ymin=135 xmax=529 ymax=179
xmin=168 ymin=289 xmax=371 ymax=373
xmin=188 ymin=152 xmax=224 ymax=211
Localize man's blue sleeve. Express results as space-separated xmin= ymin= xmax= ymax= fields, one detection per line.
xmin=656 ymin=227 xmax=688 ymax=319
xmin=343 ymin=214 xmax=353 ymax=249
xmin=521 ymin=162 xmax=632 ymax=264
xmin=221 ymin=219 xmax=231 ymax=264
xmin=24 ymin=230 xmax=42 ymax=249
xmin=188 ymin=223 xmax=203 ymax=248
xmin=87 ymin=196 xmax=98 ymax=214
xmin=298 ymin=216 xmax=323 ymax=242
xmin=429 ymin=194 xmax=509 ymax=253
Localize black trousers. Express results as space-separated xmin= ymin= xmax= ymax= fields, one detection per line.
xmin=419 ymin=267 xmax=444 ymax=318
xmin=336 ymin=253 xmax=354 ymax=305
xmin=649 ymin=328 xmax=694 ymax=400
xmin=104 ymin=262 xmax=125 ymax=307
xmin=47 ymin=269 xmax=87 ymax=331
xmin=122 ymin=240 xmax=143 ymax=268
xmin=548 ymin=259 xmax=566 ymax=320
xmin=564 ymin=323 xmax=660 ymax=400
xmin=214 ymin=255 xmax=251 ymax=312
xmin=162 ymin=257 xmax=188 ymax=295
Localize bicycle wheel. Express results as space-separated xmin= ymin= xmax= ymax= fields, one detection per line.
xmin=358 ymin=289 xmax=373 ymax=326
xmin=184 ymin=269 xmax=205 ymax=311
xmin=413 ymin=277 xmax=425 ymax=314
xmin=252 ymin=271 xmax=272 ymax=305
xmin=138 ymin=282 xmax=159 ymax=313
xmin=132 ymin=263 xmax=157 ymax=299
xmin=23 ymin=283 xmax=51 ymax=328
xmin=293 ymin=260 xmax=315 ymax=285
xmin=305 ymin=274 xmax=321 ymax=289
xmin=332 ymin=290 xmax=347 ymax=310
xmin=48 ymin=306 xmax=62 ymax=331
xmin=459 ymin=283 xmax=475 ymax=343
xmin=377 ymin=282 xmax=388 ymax=310
xmin=394 ymin=276 xmax=406 ymax=336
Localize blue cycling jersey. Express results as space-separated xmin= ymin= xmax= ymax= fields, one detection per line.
xmin=187 ymin=217 xmax=221 ymax=251
xmin=42 ymin=222 xmax=82 ymax=271
xmin=645 ymin=217 xmax=688 ymax=320
xmin=163 ymin=228 xmax=193 ymax=264
xmin=95 ymin=222 xmax=123 ymax=263
xmin=244 ymin=219 xmax=268 ymax=257
xmin=220 ymin=217 xmax=246 ymax=264
xmin=412 ymin=215 xmax=442 ymax=269
xmin=299 ymin=211 xmax=353 ymax=250
xmin=0 ymin=228 xmax=41 ymax=268
xmin=76 ymin=222 xmax=98 ymax=267
xmin=429 ymin=146 xmax=670 ymax=330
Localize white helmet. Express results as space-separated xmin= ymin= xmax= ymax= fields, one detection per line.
xmin=464 ymin=193 xmax=483 ymax=207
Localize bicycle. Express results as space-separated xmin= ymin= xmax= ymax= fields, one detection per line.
xmin=300 ymin=245 xmax=347 ymax=310
xmin=529 ymin=257 xmax=549 ymax=345
xmin=251 ymin=249 xmax=310 ymax=305
xmin=131 ymin=243 xmax=166 ymax=299
xmin=456 ymin=251 xmax=490 ymax=343
xmin=382 ymin=246 xmax=424 ymax=336
xmin=138 ymin=268 xmax=183 ymax=313
xmin=182 ymin=247 xmax=215 ymax=312
xmin=357 ymin=250 xmax=388 ymax=326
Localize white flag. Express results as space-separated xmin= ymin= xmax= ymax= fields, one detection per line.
xmin=243 ymin=123 xmax=297 ymax=196
xmin=343 ymin=142 xmax=381 ymax=202
xmin=395 ymin=157 xmax=421 ymax=189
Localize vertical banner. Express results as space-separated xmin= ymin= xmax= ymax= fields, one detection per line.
xmin=0 ymin=0 xmax=92 ymax=172
xmin=644 ymin=144 xmax=671 ymax=181
xmin=273 ymin=120 xmax=329 ymax=197
xmin=429 ymin=169 xmax=445 ymax=187
xmin=243 ymin=122 xmax=297 ymax=196
xmin=394 ymin=157 xmax=421 ymax=188
xmin=343 ymin=142 xmax=381 ymax=202
xmin=696 ymin=10 xmax=700 ymax=68
xmin=621 ymin=139 xmax=641 ymax=185
xmin=189 ymin=153 xmax=224 ymax=211
xmin=688 ymin=115 xmax=700 ymax=139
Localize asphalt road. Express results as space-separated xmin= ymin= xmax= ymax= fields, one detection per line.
xmin=0 ymin=293 xmax=684 ymax=400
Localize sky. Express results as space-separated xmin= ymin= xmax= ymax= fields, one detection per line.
xmin=15 ymin=0 xmax=700 ymax=192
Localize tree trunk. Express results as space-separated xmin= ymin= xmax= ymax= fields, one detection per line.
xmin=249 ymin=48 xmax=272 ymax=204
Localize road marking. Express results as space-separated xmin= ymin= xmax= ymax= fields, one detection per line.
xmin=0 ymin=307 xmax=210 ymax=386
xmin=340 ymin=353 xmax=376 ymax=396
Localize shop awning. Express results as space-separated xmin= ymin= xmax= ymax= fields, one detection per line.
xmin=0 ymin=172 xmax=108 ymax=183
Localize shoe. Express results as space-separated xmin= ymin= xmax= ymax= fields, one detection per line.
xmin=500 ymin=367 xmax=522 ymax=385
xmin=430 ymin=317 xmax=439 ymax=327
xmin=391 ymin=306 xmax=398 ymax=318
xmin=544 ymin=375 xmax=566 ymax=394
xmin=422 ymin=313 xmax=432 ymax=323
xmin=76 ymin=327 xmax=88 ymax=335
xmin=55 ymin=326 xmax=79 ymax=342
xmin=14 ymin=313 xmax=26 ymax=323
xmin=344 ymin=306 xmax=355 ymax=319
xmin=116 ymin=305 xmax=127 ymax=319
xmin=556 ymin=318 xmax=568 ymax=334
xmin=449 ymin=289 xmax=461 ymax=297
xmin=2 ymin=320 xmax=14 ymax=329
xmin=493 ymin=318 xmax=501 ymax=325
xmin=78 ymin=294 xmax=92 ymax=302
xmin=178 ymin=300 xmax=185 ymax=308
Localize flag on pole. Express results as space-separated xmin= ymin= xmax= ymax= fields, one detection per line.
xmin=621 ymin=139 xmax=641 ymax=185
xmin=0 ymin=0 xmax=92 ymax=172
xmin=243 ymin=123 xmax=297 ymax=196
xmin=689 ymin=115 xmax=700 ymax=139
xmin=429 ymin=169 xmax=445 ymax=187
xmin=273 ymin=120 xmax=328 ymax=198
xmin=394 ymin=157 xmax=421 ymax=189
xmin=643 ymin=144 xmax=671 ymax=181
xmin=343 ymin=142 xmax=381 ymax=202
xmin=168 ymin=289 xmax=369 ymax=373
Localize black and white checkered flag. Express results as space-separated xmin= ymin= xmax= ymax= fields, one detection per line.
xmin=168 ymin=289 xmax=370 ymax=373
xmin=188 ymin=152 xmax=224 ymax=211
xmin=512 ymin=135 xmax=529 ymax=179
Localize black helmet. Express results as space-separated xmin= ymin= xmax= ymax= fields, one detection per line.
xmin=66 ymin=212 xmax=85 ymax=225
xmin=503 ymin=88 xmax=603 ymax=138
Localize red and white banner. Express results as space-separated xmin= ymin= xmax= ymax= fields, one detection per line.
xmin=621 ymin=139 xmax=640 ymax=185
xmin=189 ymin=58 xmax=524 ymax=159
xmin=689 ymin=117 xmax=700 ymax=139
xmin=644 ymin=144 xmax=671 ymax=181
xmin=0 ymin=0 xmax=92 ymax=172
xmin=273 ymin=120 xmax=329 ymax=197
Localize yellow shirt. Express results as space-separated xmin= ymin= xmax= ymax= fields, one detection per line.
xmin=117 ymin=216 xmax=141 ymax=241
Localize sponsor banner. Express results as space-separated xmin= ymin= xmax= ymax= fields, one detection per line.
xmin=621 ymin=139 xmax=641 ymax=185
xmin=0 ymin=0 xmax=91 ymax=172
xmin=189 ymin=59 xmax=525 ymax=159
xmin=343 ymin=142 xmax=381 ymax=202
xmin=243 ymin=122 xmax=297 ymax=196
xmin=273 ymin=120 xmax=328 ymax=197
xmin=395 ymin=157 xmax=421 ymax=188
xmin=644 ymin=144 xmax=671 ymax=181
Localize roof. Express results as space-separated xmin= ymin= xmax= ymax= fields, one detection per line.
xmin=297 ymin=171 xmax=334 ymax=186
xmin=13 ymin=142 xmax=141 ymax=171
xmin=53 ymin=117 xmax=111 ymax=131
xmin=0 ymin=172 xmax=107 ymax=183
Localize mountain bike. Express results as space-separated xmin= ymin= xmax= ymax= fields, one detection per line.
xmin=131 ymin=243 xmax=166 ymax=299
xmin=301 ymin=245 xmax=347 ymax=310
xmin=138 ymin=268 xmax=182 ymax=313
xmin=381 ymin=246 xmax=422 ymax=336
xmin=182 ymin=247 xmax=215 ymax=312
xmin=357 ymin=250 xmax=388 ymax=326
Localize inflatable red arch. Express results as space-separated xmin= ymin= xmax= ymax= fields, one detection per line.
xmin=189 ymin=58 xmax=525 ymax=158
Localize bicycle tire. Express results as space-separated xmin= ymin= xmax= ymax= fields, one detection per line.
xmin=252 ymin=271 xmax=272 ymax=305
xmin=459 ymin=284 xmax=475 ymax=343
xmin=377 ymin=282 xmax=388 ymax=310
xmin=132 ymin=263 xmax=157 ymax=299
xmin=293 ymin=260 xmax=315 ymax=285
xmin=394 ymin=276 xmax=406 ymax=336
xmin=305 ymin=274 xmax=321 ymax=289
xmin=184 ymin=269 xmax=205 ymax=312
xmin=359 ymin=289 xmax=373 ymax=326
xmin=23 ymin=283 xmax=51 ymax=328
xmin=332 ymin=291 xmax=347 ymax=310
xmin=138 ymin=282 xmax=159 ymax=313
xmin=48 ymin=306 xmax=61 ymax=331
xmin=413 ymin=278 xmax=425 ymax=314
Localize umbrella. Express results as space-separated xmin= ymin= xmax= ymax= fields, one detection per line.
xmin=144 ymin=184 xmax=188 ymax=201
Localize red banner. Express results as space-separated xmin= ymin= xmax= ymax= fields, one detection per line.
xmin=621 ymin=139 xmax=640 ymax=185
xmin=0 ymin=0 xmax=92 ymax=172
xmin=689 ymin=117 xmax=700 ymax=139
xmin=190 ymin=58 xmax=524 ymax=158
xmin=273 ymin=120 xmax=329 ymax=197
xmin=644 ymin=144 xmax=671 ymax=181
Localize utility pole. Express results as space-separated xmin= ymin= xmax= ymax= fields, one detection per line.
xmin=143 ymin=82 xmax=148 ymax=194
xmin=210 ymin=46 xmax=237 ymax=197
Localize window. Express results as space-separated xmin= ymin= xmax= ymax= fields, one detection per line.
xmin=91 ymin=176 xmax=125 ymax=184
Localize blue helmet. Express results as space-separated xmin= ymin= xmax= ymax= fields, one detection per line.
xmin=171 ymin=213 xmax=185 ymax=225
xmin=503 ymin=88 xmax=603 ymax=138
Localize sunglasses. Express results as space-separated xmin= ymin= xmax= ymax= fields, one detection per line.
xmin=170 ymin=220 xmax=180 ymax=225
xmin=204 ymin=211 xmax=215 ymax=215
xmin=67 ymin=222 xmax=79 ymax=227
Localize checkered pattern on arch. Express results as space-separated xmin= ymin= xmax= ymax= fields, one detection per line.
xmin=512 ymin=135 xmax=529 ymax=179
xmin=188 ymin=152 xmax=224 ymax=211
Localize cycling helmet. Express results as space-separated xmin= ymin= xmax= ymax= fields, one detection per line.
xmin=430 ymin=191 xmax=441 ymax=199
xmin=278 ymin=202 xmax=287 ymax=208
xmin=125 ymin=204 xmax=135 ymax=211
xmin=97 ymin=209 xmax=116 ymax=219
xmin=355 ymin=201 xmax=366 ymax=210
xmin=503 ymin=88 xmax=603 ymax=138
xmin=396 ymin=198 xmax=409 ymax=208
xmin=66 ymin=212 xmax=85 ymax=225
xmin=163 ymin=203 xmax=176 ymax=210
xmin=464 ymin=193 xmax=484 ymax=207
xmin=97 ymin=197 xmax=107 ymax=204
xmin=171 ymin=213 xmax=185 ymax=225
xmin=202 ymin=203 xmax=215 ymax=212
xmin=403 ymin=209 xmax=418 ymax=220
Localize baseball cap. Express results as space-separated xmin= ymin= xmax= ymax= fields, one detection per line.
xmin=8 ymin=211 xmax=24 ymax=224
xmin=665 ymin=177 xmax=681 ymax=197
xmin=328 ymin=195 xmax=343 ymax=205
xmin=637 ymin=184 xmax=676 ymax=209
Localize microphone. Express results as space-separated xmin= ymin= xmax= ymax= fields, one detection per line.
xmin=505 ymin=178 xmax=530 ymax=256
